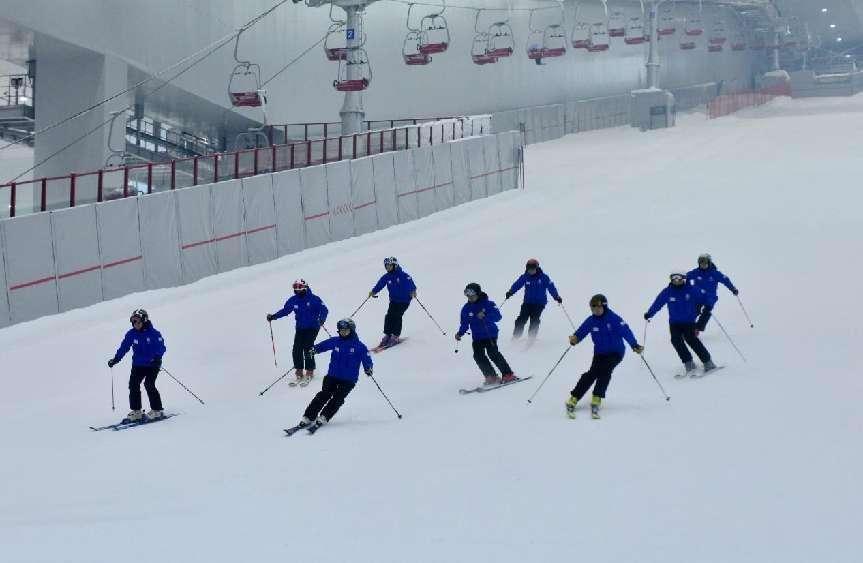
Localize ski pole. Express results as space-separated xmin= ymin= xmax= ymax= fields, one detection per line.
xmin=350 ymin=294 xmax=374 ymax=318
xmin=414 ymin=296 xmax=447 ymax=335
xmin=736 ymin=295 xmax=754 ymax=328
xmin=712 ymin=314 xmax=747 ymax=362
xmin=258 ymin=367 xmax=296 ymax=396
xmin=640 ymin=354 xmax=670 ymax=402
xmin=109 ymin=366 xmax=115 ymax=411
xmin=558 ymin=302 xmax=577 ymax=331
xmin=268 ymin=321 xmax=278 ymax=367
xmin=367 ymin=372 xmax=403 ymax=419
xmin=160 ymin=367 xmax=206 ymax=405
xmin=527 ymin=345 xmax=572 ymax=404
xmin=321 ymin=324 xmax=332 ymax=337
xmin=642 ymin=320 xmax=649 ymax=348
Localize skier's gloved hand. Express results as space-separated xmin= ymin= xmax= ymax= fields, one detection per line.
xmin=505 ymin=291 xmax=513 ymax=300
xmin=107 ymin=358 xmax=118 ymax=368
xmin=477 ymin=310 xmax=486 ymax=319
xmin=410 ymin=290 xmax=417 ymax=298
xmin=266 ymin=313 xmax=274 ymax=322
xmin=364 ymin=368 xmax=373 ymax=376
xmin=643 ymin=313 xmax=651 ymax=321
xmin=569 ymin=335 xmax=578 ymax=346
xmin=554 ymin=296 xmax=563 ymax=304
xmin=152 ymin=357 xmax=162 ymax=369
xmin=633 ymin=345 xmax=645 ymax=354
xmin=369 ymin=291 xmax=378 ymax=298
xmin=454 ymin=333 xmax=462 ymax=341
xmin=732 ymin=289 xmax=739 ymax=296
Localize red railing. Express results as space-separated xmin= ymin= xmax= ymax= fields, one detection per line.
xmin=266 ymin=117 xmax=454 ymax=143
xmin=707 ymin=90 xmax=785 ymax=119
xmin=1 ymin=118 xmax=471 ymax=218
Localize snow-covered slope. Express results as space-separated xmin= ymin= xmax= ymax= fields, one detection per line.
xmin=2 ymin=96 xmax=861 ymax=562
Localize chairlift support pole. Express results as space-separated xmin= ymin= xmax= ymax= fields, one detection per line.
xmin=646 ymin=1 xmax=663 ymax=89
xmin=337 ymin=1 xmax=374 ymax=135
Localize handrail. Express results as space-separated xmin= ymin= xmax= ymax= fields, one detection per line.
xmin=1 ymin=117 xmax=474 ymax=218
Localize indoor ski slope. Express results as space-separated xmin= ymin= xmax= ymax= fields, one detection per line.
xmin=2 ymin=95 xmax=862 ymax=562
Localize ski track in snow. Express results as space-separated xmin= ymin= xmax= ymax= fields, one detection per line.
xmin=1 ymin=95 xmax=862 ymax=562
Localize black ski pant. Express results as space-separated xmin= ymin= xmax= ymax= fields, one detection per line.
xmin=304 ymin=375 xmax=356 ymax=422
xmin=129 ymin=365 xmax=162 ymax=411
xmin=383 ymin=301 xmax=410 ymax=337
xmin=292 ymin=327 xmax=320 ymax=371
xmin=695 ymin=302 xmax=716 ymax=332
xmin=571 ymin=353 xmax=622 ymax=401
xmin=669 ymin=323 xmax=712 ymax=364
xmin=513 ymin=303 xmax=545 ymax=338
xmin=472 ymin=338 xmax=513 ymax=377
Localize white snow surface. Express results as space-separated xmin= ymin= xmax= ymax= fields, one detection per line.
xmin=2 ymin=95 xmax=862 ymax=562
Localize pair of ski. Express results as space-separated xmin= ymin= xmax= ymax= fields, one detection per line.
xmin=283 ymin=421 xmax=324 ymax=436
xmin=90 ymin=413 xmax=177 ymax=432
xmin=676 ymin=365 xmax=725 ymax=379
xmin=459 ymin=375 xmax=533 ymax=395
xmin=288 ymin=377 xmax=314 ymax=388
xmin=371 ymin=337 xmax=408 ymax=354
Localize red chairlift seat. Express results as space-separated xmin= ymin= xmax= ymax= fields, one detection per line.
xmin=685 ymin=17 xmax=704 ymax=36
xmin=333 ymin=50 xmax=371 ymax=91
xmin=608 ymin=10 xmax=626 ymax=37
xmin=334 ymin=78 xmax=369 ymax=92
xmin=680 ymin=39 xmax=697 ymax=50
xmin=708 ymin=44 xmax=723 ymax=53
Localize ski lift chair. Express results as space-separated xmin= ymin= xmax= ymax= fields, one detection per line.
xmin=588 ymin=22 xmax=610 ymax=52
xmin=709 ymin=23 xmax=727 ymax=45
xmin=228 ymin=63 xmax=265 ymax=107
xmin=608 ymin=10 xmax=626 ymax=37
xmin=324 ymin=25 xmax=349 ymax=61
xmin=658 ymin=11 xmax=676 ymax=36
xmin=404 ymin=31 xmax=432 ymax=65
xmin=471 ymin=33 xmax=497 ymax=65
xmin=418 ymin=11 xmax=450 ymax=54
xmin=487 ymin=21 xmax=515 ymax=58
xmin=542 ymin=25 xmax=567 ymax=58
xmin=685 ymin=16 xmax=704 ymax=36
xmin=625 ymin=17 xmax=646 ymax=45
xmin=333 ymin=50 xmax=371 ymax=91
xmin=572 ymin=22 xmax=591 ymax=49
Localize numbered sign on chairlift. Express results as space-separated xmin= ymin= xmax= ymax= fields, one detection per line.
xmin=608 ymin=10 xmax=626 ymax=37
xmin=624 ymin=17 xmax=646 ymax=45
xmin=487 ymin=21 xmax=514 ymax=58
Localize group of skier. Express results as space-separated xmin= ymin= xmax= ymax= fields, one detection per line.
xmin=106 ymin=253 xmax=740 ymax=427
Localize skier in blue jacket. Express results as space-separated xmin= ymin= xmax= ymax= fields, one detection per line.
xmin=369 ymin=257 xmax=416 ymax=348
xmin=687 ymin=253 xmax=738 ymax=332
xmin=295 ymin=318 xmax=373 ymax=429
xmin=566 ymin=295 xmax=643 ymax=419
xmin=455 ymin=282 xmax=517 ymax=386
xmin=644 ymin=272 xmax=717 ymax=376
xmin=506 ymin=258 xmax=563 ymax=339
xmin=107 ymin=309 xmax=167 ymax=422
xmin=267 ymin=279 xmax=329 ymax=385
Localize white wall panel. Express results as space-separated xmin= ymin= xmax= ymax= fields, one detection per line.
xmin=482 ymin=135 xmax=502 ymax=196
xmin=496 ymin=132 xmax=518 ymax=192
xmin=300 ymin=165 xmax=331 ymax=249
xmin=411 ymin=146 xmax=437 ymax=217
xmin=394 ymin=150 xmax=419 ymax=223
xmin=465 ymin=137 xmax=488 ymax=201
xmin=51 ymin=206 xmax=102 ymax=312
xmin=177 ymin=184 xmax=217 ymax=283
xmin=372 ymin=153 xmax=398 ymax=229
xmin=96 ymin=198 xmax=144 ymax=300
xmin=449 ymin=140 xmax=471 ymax=206
xmin=139 ymin=191 xmax=181 ymax=290
xmin=349 ymin=157 xmax=378 ymax=236
xmin=272 ymin=169 xmax=305 ymax=256
xmin=241 ymin=175 xmax=277 ymax=266
xmin=325 ymin=160 xmax=354 ymax=242
xmin=431 ymin=143 xmax=454 ymax=211
xmin=211 ymin=179 xmax=245 ymax=274
xmin=2 ymin=213 xmax=58 ymax=322
xmin=0 ymin=224 xmax=11 ymax=328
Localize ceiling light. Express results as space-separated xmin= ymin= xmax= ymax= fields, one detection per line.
xmin=830 ymin=24 xmax=837 ymax=29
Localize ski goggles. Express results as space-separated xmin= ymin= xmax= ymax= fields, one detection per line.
xmin=130 ymin=316 xmax=144 ymax=325
xmin=669 ymin=274 xmax=686 ymax=283
xmin=463 ymin=288 xmax=478 ymax=298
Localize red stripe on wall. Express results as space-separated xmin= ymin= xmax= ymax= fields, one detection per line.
xmin=58 ymin=264 xmax=101 ymax=280
xmin=304 ymin=211 xmax=330 ymax=221
xmin=352 ymin=201 xmax=376 ymax=211
xmin=9 ymin=275 xmax=55 ymax=291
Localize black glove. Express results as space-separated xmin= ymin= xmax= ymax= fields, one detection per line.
xmin=107 ymin=358 xmax=118 ymax=368
xmin=152 ymin=357 xmax=162 ymax=369
xmin=505 ymin=291 xmax=513 ymax=299
xmin=266 ymin=313 xmax=274 ymax=322
xmin=732 ymin=289 xmax=739 ymax=296
xmin=554 ymin=296 xmax=563 ymax=304
xmin=643 ymin=313 xmax=650 ymax=321
xmin=365 ymin=368 xmax=373 ymax=376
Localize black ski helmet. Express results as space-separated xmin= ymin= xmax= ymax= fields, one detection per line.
xmin=336 ymin=318 xmax=356 ymax=333
xmin=670 ymin=271 xmax=687 ymax=284
xmin=589 ymin=294 xmax=608 ymax=307
xmin=383 ymin=256 xmax=398 ymax=268
xmin=130 ymin=309 xmax=149 ymax=324
xmin=525 ymin=258 xmax=539 ymax=270
xmin=464 ymin=282 xmax=482 ymax=297
xmin=698 ymin=253 xmax=712 ymax=266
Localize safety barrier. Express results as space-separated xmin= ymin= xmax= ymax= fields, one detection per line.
xmin=0 ymin=116 xmax=491 ymax=219
xmin=0 ymin=130 xmax=523 ymax=327
xmin=707 ymin=91 xmax=779 ymax=119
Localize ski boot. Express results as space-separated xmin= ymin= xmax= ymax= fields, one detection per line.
xmin=378 ymin=334 xmax=391 ymax=348
xmin=677 ymin=360 xmax=697 ymax=378
xmin=702 ymin=359 xmax=718 ymax=373
xmin=123 ymin=409 xmax=144 ymax=423
xmin=307 ymin=415 xmax=328 ymax=434
xmin=303 ymin=369 xmax=315 ymax=385
xmin=590 ymin=396 xmax=602 ymax=420
xmin=298 ymin=416 xmax=313 ymax=429
xmin=146 ymin=409 xmax=165 ymax=421
xmin=501 ymin=373 xmax=518 ymax=384
xmin=295 ymin=369 xmax=305 ymax=384
xmin=483 ymin=374 xmax=501 ymax=386
xmin=565 ymin=395 xmax=578 ymax=419
xmin=388 ymin=335 xmax=401 ymax=346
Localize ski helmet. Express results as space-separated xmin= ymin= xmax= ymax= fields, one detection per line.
xmin=589 ymin=294 xmax=608 ymax=307
xmin=292 ymin=279 xmax=308 ymax=292
xmin=383 ymin=256 xmax=398 ymax=268
xmin=130 ymin=309 xmax=149 ymax=324
xmin=669 ymin=272 xmax=687 ymax=284
xmin=525 ymin=258 xmax=539 ymax=270
xmin=336 ymin=318 xmax=356 ymax=332
xmin=464 ymin=282 xmax=482 ymax=298
xmin=698 ymin=253 xmax=712 ymax=266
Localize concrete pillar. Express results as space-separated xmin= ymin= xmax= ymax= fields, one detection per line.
xmin=33 ymin=39 xmax=128 ymax=207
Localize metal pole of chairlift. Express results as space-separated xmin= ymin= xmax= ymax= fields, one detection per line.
xmin=646 ymin=1 xmax=662 ymax=90
xmin=339 ymin=3 xmax=367 ymax=136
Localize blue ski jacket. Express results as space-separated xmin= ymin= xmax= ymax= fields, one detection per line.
xmin=112 ymin=323 xmax=166 ymax=367
xmin=645 ymin=284 xmax=712 ymax=324
xmin=508 ymin=268 xmax=561 ymax=305
xmin=456 ymin=293 xmax=502 ymax=341
xmin=573 ymin=308 xmax=639 ymax=356
xmin=313 ymin=334 xmax=373 ymax=383
xmin=687 ymin=265 xmax=737 ymax=304
xmin=271 ymin=289 xmax=329 ymax=329
xmin=372 ymin=266 xmax=416 ymax=303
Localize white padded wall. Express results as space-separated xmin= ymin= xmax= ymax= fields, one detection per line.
xmin=431 ymin=142 xmax=454 ymax=211
xmin=97 ymin=198 xmax=144 ymax=300
xmin=372 ymin=153 xmax=397 ymax=229
xmin=411 ymin=146 xmax=437 ymax=217
xmin=139 ymin=191 xmax=182 ymax=290
xmin=325 ymin=160 xmax=354 ymax=242
xmin=349 ymin=157 xmax=378 ymax=236
xmin=241 ymin=175 xmax=277 ymax=265
xmin=272 ymin=169 xmax=306 ymax=256
xmin=2 ymin=213 xmax=58 ymax=323
xmin=177 ymin=184 xmax=217 ymax=283
xmin=465 ymin=137 xmax=488 ymax=201
xmin=449 ymin=140 xmax=471 ymax=206
xmin=482 ymin=135 xmax=502 ymax=196
xmin=394 ymin=150 xmax=419 ymax=223
xmin=51 ymin=206 xmax=103 ymax=312
xmin=496 ymin=132 xmax=518 ymax=192
xmin=0 ymin=226 xmax=9 ymax=328
xmin=300 ymin=165 xmax=331 ymax=249
xmin=211 ymin=179 xmax=246 ymax=274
